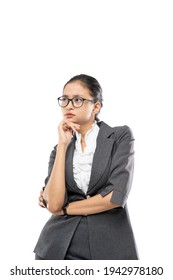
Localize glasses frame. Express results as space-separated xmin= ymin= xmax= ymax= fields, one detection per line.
xmin=57 ymin=96 xmax=95 ymax=108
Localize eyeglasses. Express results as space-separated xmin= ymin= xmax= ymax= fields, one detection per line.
xmin=57 ymin=96 xmax=95 ymax=108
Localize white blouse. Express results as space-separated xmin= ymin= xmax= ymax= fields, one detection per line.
xmin=73 ymin=122 xmax=100 ymax=194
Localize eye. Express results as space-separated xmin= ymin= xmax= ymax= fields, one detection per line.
xmin=61 ymin=97 xmax=68 ymax=101
xmin=74 ymin=97 xmax=83 ymax=103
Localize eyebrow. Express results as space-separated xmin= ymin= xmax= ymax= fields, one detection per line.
xmin=62 ymin=94 xmax=84 ymax=98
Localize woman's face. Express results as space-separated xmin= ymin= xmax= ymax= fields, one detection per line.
xmin=62 ymin=81 xmax=100 ymax=125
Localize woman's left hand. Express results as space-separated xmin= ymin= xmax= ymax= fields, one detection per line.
xmin=38 ymin=190 xmax=64 ymax=215
xmin=38 ymin=190 xmax=46 ymax=208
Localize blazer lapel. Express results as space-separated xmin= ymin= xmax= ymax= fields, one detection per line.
xmin=88 ymin=122 xmax=115 ymax=192
xmin=65 ymin=136 xmax=75 ymax=187
xmin=65 ymin=135 xmax=84 ymax=195
xmin=65 ymin=122 xmax=115 ymax=195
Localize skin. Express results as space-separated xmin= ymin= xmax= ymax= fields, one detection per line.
xmin=39 ymin=81 xmax=119 ymax=215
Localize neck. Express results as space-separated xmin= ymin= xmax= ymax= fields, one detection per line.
xmin=79 ymin=120 xmax=95 ymax=139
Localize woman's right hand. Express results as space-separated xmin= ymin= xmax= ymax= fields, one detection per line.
xmin=58 ymin=120 xmax=80 ymax=146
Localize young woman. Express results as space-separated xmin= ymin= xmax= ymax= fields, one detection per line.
xmin=34 ymin=74 xmax=138 ymax=260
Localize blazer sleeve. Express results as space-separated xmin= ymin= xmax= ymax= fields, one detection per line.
xmin=44 ymin=146 xmax=57 ymax=186
xmin=99 ymin=126 xmax=135 ymax=207
xmin=43 ymin=145 xmax=68 ymax=207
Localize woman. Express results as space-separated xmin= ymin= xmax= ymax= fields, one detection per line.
xmin=34 ymin=74 xmax=138 ymax=260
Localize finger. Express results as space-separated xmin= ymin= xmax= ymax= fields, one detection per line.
xmin=39 ymin=196 xmax=43 ymax=202
xmin=39 ymin=196 xmax=45 ymax=204
xmin=63 ymin=121 xmax=80 ymax=132
xmin=38 ymin=197 xmax=45 ymax=207
xmin=62 ymin=120 xmax=80 ymax=128
xmin=38 ymin=201 xmax=46 ymax=208
xmin=40 ymin=190 xmax=44 ymax=196
xmin=59 ymin=120 xmax=80 ymax=133
xmin=72 ymin=123 xmax=80 ymax=131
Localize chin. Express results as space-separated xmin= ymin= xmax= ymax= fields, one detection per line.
xmin=65 ymin=116 xmax=74 ymax=119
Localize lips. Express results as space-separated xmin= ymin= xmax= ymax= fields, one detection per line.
xmin=64 ymin=113 xmax=75 ymax=118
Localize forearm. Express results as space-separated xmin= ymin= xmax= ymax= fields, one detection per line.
xmin=44 ymin=144 xmax=67 ymax=212
xmin=64 ymin=192 xmax=120 ymax=216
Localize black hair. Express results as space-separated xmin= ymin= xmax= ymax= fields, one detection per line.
xmin=63 ymin=74 xmax=103 ymax=121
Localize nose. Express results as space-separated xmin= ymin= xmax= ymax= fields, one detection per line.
xmin=66 ymin=100 xmax=74 ymax=109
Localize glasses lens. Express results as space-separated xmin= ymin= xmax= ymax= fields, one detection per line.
xmin=58 ymin=97 xmax=68 ymax=107
xmin=73 ymin=97 xmax=83 ymax=107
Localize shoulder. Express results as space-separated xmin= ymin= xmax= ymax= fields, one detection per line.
xmin=48 ymin=144 xmax=57 ymax=160
xmin=98 ymin=121 xmax=134 ymax=141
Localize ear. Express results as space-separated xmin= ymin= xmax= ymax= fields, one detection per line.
xmin=92 ymin=102 xmax=101 ymax=115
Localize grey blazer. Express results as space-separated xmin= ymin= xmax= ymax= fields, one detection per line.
xmin=34 ymin=121 xmax=138 ymax=259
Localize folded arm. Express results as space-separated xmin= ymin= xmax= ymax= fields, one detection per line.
xmin=55 ymin=192 xmax=120 ymax=216
xmin=41 ymin=120 xmax=80 ymax=213
xmin=39 ymin=125 xmax=134 ymax=216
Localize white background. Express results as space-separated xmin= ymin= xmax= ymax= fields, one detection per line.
xmin=0 ymin=0 xmax=173 ymax=274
